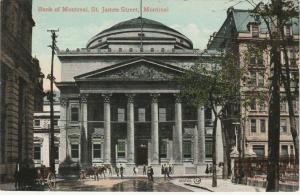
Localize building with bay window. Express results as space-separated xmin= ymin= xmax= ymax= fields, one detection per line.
xmin=56 ymin=17 xmax=224 ymax=175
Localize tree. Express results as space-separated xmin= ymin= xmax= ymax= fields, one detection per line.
xmin=178 ymin=51 xmax=244 ymax=186
xmin=248 ymin=0 xmax=299 ymax=191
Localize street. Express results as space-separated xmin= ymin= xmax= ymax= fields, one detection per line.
xmin=55 ymin=178 xmax=193 ymax=192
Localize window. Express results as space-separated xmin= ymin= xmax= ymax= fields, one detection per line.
xmin=93 ymin=144 xmax=101 ymax=158
xmin=249 ymin=71 xmax=256 ymax=86
xmin=119 ymin=48 xmax=122 ymax=52
xmin=260 ymin=119 xmax=266 ymax=133
xmin=33 ymin=145 xmax=41 ymax=160
xmin=138 ymin=33 xmax=145 ymax=37
xmin=285 ymin=25 xmax=291 ymax=36
xmin=34 ymin=120 xmax=40 ymax=127
xmin=172 ymin=48 xmax=175 ymax=53
xmin=258 ymin=73 xmax=264 ymax=87
xmin=280 ymin=102 xmax=287 ymax=112
xmin=250 ymin=99 xmax=256 ymax=111
xmin=117 ymin=140 xmax=126 ymax=158
xmin=290 ymin=48 xmax=297 ymax=66
xmin=129 ymin=48 xmax=133 ymax=52
xmin=205 ymin=141 xmax=212 ymax=158
xmin=71 ymin=144 xmax=79 ymax=158
xmin=159 ymin=108 xmax=167 ymax=122
xmin=259 ymin=102 xmax=266 ymax=111
xmin=250 ymin=119 xmax=256 ymax=133
xmin=281 ymin=145 xmax=288 ymax=157
xmin=161 ymin=48 xmax=165 ymax=53
xmin=160 ymin=140 xmax=167 ymax=158
xmin=250 ymin=54 xmax=256 ymax=65
xmin=290 ymin=145 xmax=294 ymax=156
xmin=253 ymin=145 xmax=265 ymax=157
xmin=138 ymin=108 xmax=146 ymax=122
xmin=108 ymin=48 xmax=111 ymax=52
xmin=183 ymin=141 xmax=192 ymax=158
xmin=71 ymin=107 xmax=79 ymax=122
xmin=293 ymin=100 xmax=298 ymax=113
xmin=205 ymin=108 xmax=213 ymax=126
xmin=54 ymin=120 xmax=58 ymax=126
xmin=150 ymin=48 xmax=154 ymax=52
xmin=252 ymin=25 xmax=259 ymax=37
xmin=140 ymin=47 xmax=143 ymax=52
xmin=54 ymin=146 xmax=59 ymax=160
xmin=117 ymin=108 xmax=125 ymax=122
xmin=280 ymin=119 xmax=287 ymax=133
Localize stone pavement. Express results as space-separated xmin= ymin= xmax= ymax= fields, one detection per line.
xmin=171 ymin=178 xmax=266 ymax=192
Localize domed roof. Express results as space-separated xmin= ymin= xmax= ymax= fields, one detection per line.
xmin=99 ymin=17 xmax=183 ymax=35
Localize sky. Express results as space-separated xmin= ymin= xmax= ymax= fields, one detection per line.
xmin=31 ymin=0 xmax=263 ymax=90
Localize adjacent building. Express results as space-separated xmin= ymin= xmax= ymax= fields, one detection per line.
xmin=56 ymin=17 xmax=224 ymax=175
xmin=33 ymin=91 xmax=60 ymax=173
xmin=207 ymin=6 xmax=299 ymax=158
xmin=0 ymin=0 xmax=44 ymax=182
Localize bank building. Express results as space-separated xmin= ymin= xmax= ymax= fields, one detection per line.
xmin=56 ymin=17 xmax=223 ymax=175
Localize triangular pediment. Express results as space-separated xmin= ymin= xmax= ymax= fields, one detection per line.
xmin=74 ymin=57 xmax=184 ymax=81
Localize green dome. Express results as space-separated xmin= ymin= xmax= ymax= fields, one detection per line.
xmin=99 ymin=17 xmax=183 ymax=35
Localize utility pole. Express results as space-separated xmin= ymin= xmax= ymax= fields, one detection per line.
xmin=47 ymin=29 xmax=59 ymax=174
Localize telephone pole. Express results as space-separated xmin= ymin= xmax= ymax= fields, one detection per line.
xmin=47 ymin=29 xmax=59 ymax=174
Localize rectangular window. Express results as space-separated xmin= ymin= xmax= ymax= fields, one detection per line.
xmin=183 ymin=141 xmax=192 ymax=158
xmin=71 ymin=107 xmax=79 ymax=122
xmin=253 ymin=145 xmax=265 ymax=157
xmin=93 ymin=144 xmax=101 ymax=158
xmin=290 ymin=145 xmax=294 ymax=156
xmin=205 ymin=141 xmax=212 ymax=158
xmin=250 ymin=99 xmax=256 ymax=111
xmin=129 ymin=48 xmax=133 ymax=52
xmin=160 ymin=140 xmax=167 ymax=158
xmin=71 ymin=144 xmax=79 ymax=158
xmin=280 ymin=102 xmax=287 ymax=112
xmin=259 ymin=102 xmax=266 ymax=111
xmin=250 ymin=54 xmax=256 ymax=65
xmin=252 ymin=25 xmax=259 ymax=37
xmin=161 ymin=48 xmax=165 ymax=53
xmin=293 ymin=100 xmax=298 ymax=113
xmin=258 ymin=73 xmax=264 ymax=87
xmin=280 ymin=119 xmax=287 ymax=133
xmin=150 ymin=48 xmax=154 ymax=52
xmin=260 ymin=119 xmax=266 ymax=133
xmin=117 ymin=140 xmax=126 ymax=158
xmin=108 ymin=48 xmax=111 ymax=52
xmin=138 ymin=108 xmax=146 ymax=122
xmin=34 ymin=120 xmax=40 ymax=127
xmin=159 ymin=108 xmax=167 ymax=122
xmin=54 ymin=146 xmax=59 ymax=160
xmin=33 ymin=145 xmax=41 ymax=160
xmin=54 ymin=120 xmax=58 ymax=126
xmin=250 ymin=119 xmax=256 ymax=133
xmin=285 ymin=25 xmax=291 ymax=36
xmin=117 ymin=108 xmax=125 ymax=122
xmin=281 ymin=145 xmax=288 ymax=157
xmin=249 ymin=71 xmax=256 ymax=86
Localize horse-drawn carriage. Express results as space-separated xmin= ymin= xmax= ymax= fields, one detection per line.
xmin=34 ymin=166 xmax=56 ymax=190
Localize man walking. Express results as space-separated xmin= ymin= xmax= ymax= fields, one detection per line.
xmin=147 ymin=166 xmax=154 ymax=181
xmin=120 ymin=164 xmax=124 ymax=179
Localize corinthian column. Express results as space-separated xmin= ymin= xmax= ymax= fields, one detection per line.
xmin=59 ymin=98 xmax=68 ymax=162
xmin=102 ymin=94 xmax=111 ymax=164
xmin=80 ymin=95 xmax=88 ymax=166
xmin=198 ymin=106 xmax=206 ymax=164
xmin=151 ymin=94 xmax=159 ymax=164
xmin=126 ymin=94 xmax=135 ymax=164
xmin=174 ymin=94 xmax=183 ymax=164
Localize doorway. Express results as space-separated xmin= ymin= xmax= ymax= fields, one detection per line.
xmin=136 ymin=142 xmax=148 ymax=165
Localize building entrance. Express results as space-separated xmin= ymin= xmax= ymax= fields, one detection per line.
xmin=136 ymin=141 xmax=148 ymax=165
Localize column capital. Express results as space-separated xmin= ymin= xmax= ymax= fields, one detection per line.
xmin=150 ymin=93 xmax=160 ymax=103
xmin=102 ymin=93 xmax=112 ymax=103
xmin=173 ymin=93 xmax=182 ymax=103
xmin=60 ymin=98 xmax=68 ymax=106
xmin=80 ymin=94 xmax=88 ymax=103
xmin=125 ymin=93 xmax=135 ymax=103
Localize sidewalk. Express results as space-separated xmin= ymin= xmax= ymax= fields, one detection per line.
xmin=0 ymin=183 xmax=15 ymax=191
xmin=172 ymin=178 xmax=266 ymax=192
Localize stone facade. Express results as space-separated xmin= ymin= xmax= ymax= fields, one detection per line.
xmin=0 ymin=0 xmax=44 ymax=182
xmin=56 ymin=17 xmax=224 ymax=175
xmin=208 ymin=6 xmax=299 ymax=158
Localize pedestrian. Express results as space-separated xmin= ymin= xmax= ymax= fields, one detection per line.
xmin=120 ymin=164 xmax=124 ymax=179
xmin=108 ymin=164 xmax=112 ymax=176
xmin=205 ymin=164 xmax=209 ymax=175
xmin=14 ymin=162 xmax=20 ymax=190
xmin=165 ymin=164 xmax=170 ymax=179
xmin=143 ymin=164 xmax=146 ymax=175
xmin=115 ymin=166 xmax=119 ymax=177
xmin=168 ymin=163 xmax=172 ymax=175
xmin=147 ymin=166 xmax=154 ymax=181
xmin=93 ymin=165 xmax=99 ymax=181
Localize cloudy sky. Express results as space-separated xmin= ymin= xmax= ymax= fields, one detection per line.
xmin=32 ymin=0 xmax=263 ymax=90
